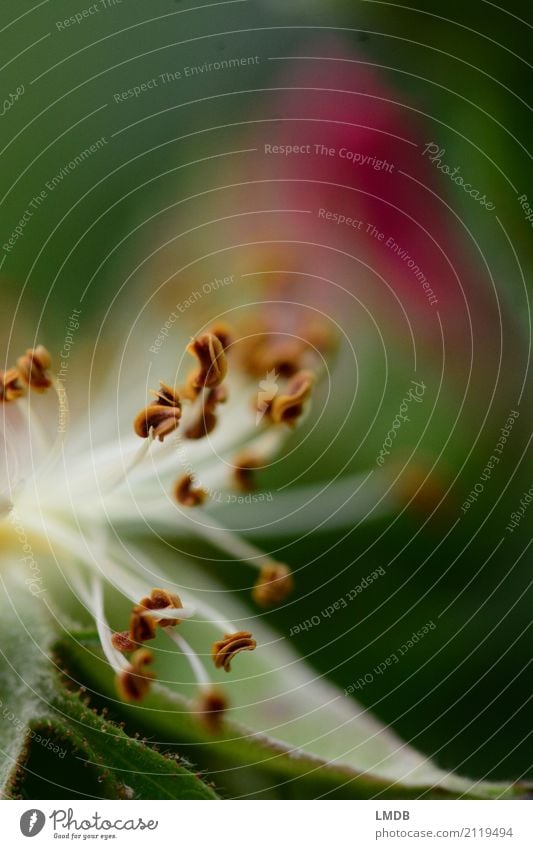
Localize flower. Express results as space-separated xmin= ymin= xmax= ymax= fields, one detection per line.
xmin=0 ymin=302 xmax=522 ymax=798
xmin=0 ymin=322 xmax=324 ymax=719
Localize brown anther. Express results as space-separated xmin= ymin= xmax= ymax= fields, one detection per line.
xmin=184 ymin=386 xmax=227 ymax=440
xmin=180 ymin=371 xmax=202 ymax=402
xmin=242 ymin=336 xmax=305 ymax=379
xmin=212 ymin=631 xmax=256 ymax=673
xmin=195 ymin=688 xmax=228 ymax=732
xmin=116 ymin=649 xmax=155 ymax=702
xmin=111 ymin=631 xmax=137 ymax=653
xmin=270 ymin=370 xmax=315 ymax=426
xmin=150 ymin=381 xmax=181 ymax=408
xmin=134 ymin=403 xmax=181 ymax=441
xmin=232 ymin=450 xmax=261 ymax=492
xmin=205 ymin=384 xmax=228 ymax=412
xmin=174 ymin=473 xmax=208 ymax=507
xmin=139 ymin=587 xmax=184 ymax=628
xmin=184 ymin=410 xmax=217 ymax=440
xmin=129 ymin=604 xmax=157 ymax=644
xmin=187 ymin=333 xmax=227 ymax=389
xmin=16 ymin=345 xmax=52 ymax=392
xmin=209 ymin=323 xmax=233 ymax=351
xmin=252 ymin=563 xmax=294 ymax=607
xmin=0 ymin=368 xmax=25 ymax=403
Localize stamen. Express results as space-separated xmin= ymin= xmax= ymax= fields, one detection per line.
xmin=184 ymin=385 xmax=227 ymax=440
xmin=174 ymin=473 xmax=208 ymax=507
xmin=232 ymin=450 xmax=261 ymax=492
xmin=227 ymin=427 xmax=288 ymax=492
xmin=194 ymin=688 xmax=228 ymax=732
xmin=1 ymin=368 xmax=25 ymax=403
xmin=269 ymin=370 xmax=315 ymax=426
xmin=150 ymin=381 xmax=181 ymax=407
xmin=167 ymin=631 xmax=229 ymax=732
xmin=186 ymin=333 xmax=228 ymax=389
xmin=240 ymin=334 xmax=305 ymax=379
xmin=129 ymin=603 xmax=157 ymax=644
xmin=184 ymin=408 xmax=217 ymax=440
xmin=16 ymin=345 xmax=52 ymax=393
xmin=111 ymin=631 xmax=137 ymax=652
xmin=146 ymin=606 xmax=194 ymax=622
xmin=166 ymin=630 xmax=211 ymax=688
xmin=90 ymin=577 xmax=129 ymax=676
xmin=179 ymin=371 xmax=202 ymax=402
xmin=116 ymin=648 xmax=155 ymax=702
xmin=208 ymin=323 xmax=233 ymax=351
xmin=124 ymin=587 xmax=187 ymax=647
xmin=134 ymin=404 xmax=181 ymax=442
xmin=212 ymin=631 xmax=256 ymax=672
xmin=252 ymin=562 xmax=294 ymax=607
xmin=139 ymin=587 xmax=185 ymax=627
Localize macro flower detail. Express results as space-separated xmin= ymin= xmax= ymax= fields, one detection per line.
xmin=111 ymin=630 xmax=137 ymax=653
xmin=150 ymin=381 xmax=181 ymax=408
xmin=116 ymin=648 xmax=156 ymax=702
xmin=174 ymin=473 xmax=208 ymax=507
xmin=252 ymin=563 xmax=294 ymax=607
xmin=187 ymin=331 xmax=228 ymax=389
xmin=1 ymin=345 xmax=54 ymax=403
xmin=194 ymin=688 xmax=229 ymax=732
xmin=212 ymin=631 xmax=257 ymax=672
xmin=134 ymin=393 xmax=182 ymax=442
xmin=16 ymin=345 xmax=53 ymax=393
xmin=0 ymin=368 xmax=25 ymax=403
xmin=232 ymin=450 xmax=261 ymax=491
xmin=183 ymin=384 xmax=228 ymax=440
xmin=114 ymin=588 xmax=187 ymax=652
xmin=129 ymin=603 xmax=158 ymax=644
xmin=0 ymin=326 xmax=324 ymax=723
xmin=140 ymin=588 xmax=185 ymax=629
xmin=268 ymin=370 xmax=315 ymax=426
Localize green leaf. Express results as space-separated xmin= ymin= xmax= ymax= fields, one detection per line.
xmin=32 ymin=692 xmax=218 ymax=800
xmin=0 ymin=578 xmax=58 ymax=797
xmin=0 ymin=580 xmax=217 ymax=799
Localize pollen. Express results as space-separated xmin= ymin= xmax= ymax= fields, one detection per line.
xmin=212 ymin=631 xmax=256 ymax=672
xmin=187 ymin=332 xmax=228 ymax=389
xmin=208 ymin=323 xmax=233 ymax=351
xmin=134 ymin=402 xmax=182 ymax=441
xmin=125 ymin=588 xmax=185 ymax=647
xmin=150 ymin=381 xmax=181 ymax=408
xmin=174 ymin=473 xmax=208 ymax=507
xmin=1 ymin=367 xmax=25 ymax=403
xmin=252 ymin=563 xmax=294 ymax=607
xmin=269 ymin=370 xmax=315 ymax=426
xmin=111 ymin=630 xmax=137 ymax=653
xmin=129 ymin=603 xmax=157 ymax=644
xmin=139 ymin=587 xmax=184 ymax=628
xmin=16 ymin=345 xmax=52 ymax=392
xmin=116 ymin=648 xmax=155 ymax=702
